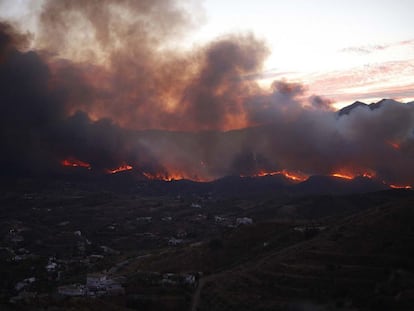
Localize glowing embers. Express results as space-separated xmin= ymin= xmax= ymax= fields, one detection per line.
xmin=279 ymin=170 xmax=308 ymax=182
xmin=330 ymin=170 xmax=375 ymax=180
xmin=61 ymin=158 xmax=91 ymax=169
xmin=143 ymin=171 xmax=208 ymax=182
xmin=246 ymin=170 xmax=309 ymax=183
xmin=143 ymin=172 xmax=185 ymax=182
xmin=389 ymin=184 xmax=412 ymax=189
xmin=362 ymin=172 xmax=375 ymax=179
xmin=143 ymin=172 xmax=182 ymax=182
xmin=328 ymin=170 xmax=413 ymax=189
xmin=330 ymin=173 xmax=354 ymax=180
xmin=106 ymin=164 xmax=133 ymax=174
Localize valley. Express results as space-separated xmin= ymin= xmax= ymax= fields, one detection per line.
xmin=1 ymin=177 xmax=413 ymax=310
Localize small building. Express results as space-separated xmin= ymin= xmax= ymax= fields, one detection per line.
xmin=183 ymin=274 xmax=197 ymax=287
xmin=168 ymin=238 xmax=184 ymax=246
xmin=46 ymin=257 xmax=58 ymax=272
xmin=215 ymin=215 xmax=234 ymax=227
xmin=236 ymin=217 xmax=253 ymax=226
xmin=176 ymin=230 xmax=187 ymax=239
xmin=86 ymin=273 xmax=125 ymax=296
xmin=15 ymin=277 xmax=36 ymax=292
xmin=214 ymin=216 xmax=226 ymax=223
xmin=86 ymin=273 xmax=108 ymax=289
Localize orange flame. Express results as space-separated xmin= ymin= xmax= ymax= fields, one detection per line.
xmin=143 ymin=172 xmax=181 ymax=181
xmin=245 ymin=170 xmax=308 ymax=182
xmin=389 ymin=184 xmax=412 ymax=189
xmin=106 ymin=164 xmax=133 ymax=174
xmin=143 ymin=171 xmax=207 ymax=182
xmin=330 ymin=170 xmax=375 ymax=180
xmin=362 ymin=172 xmax=375 ymax=179
xmin=61 ymin=158 xmax=91 ymax=169
xmin=283 ymin=170 xmax=309 ymax=182
xmin=330 ymin=173 xmax=354 ymax=180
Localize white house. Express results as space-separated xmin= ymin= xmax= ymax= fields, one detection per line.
xmin=236 ymin=217 xmax=253 ymax=226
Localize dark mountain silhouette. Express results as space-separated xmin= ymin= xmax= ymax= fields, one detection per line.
xmin=82 ymin=171 xmax=389 ymax=197
xmin=292 ymin=175 xmax=388 ymax=195
xmin=338 ymin=100 xmax=368 ymax=115
xmin=338 ymin=98 xmax=406 ymax=116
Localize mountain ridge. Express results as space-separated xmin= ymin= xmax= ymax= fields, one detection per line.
xmin=338 ymin=98 xmax=406 ymax=116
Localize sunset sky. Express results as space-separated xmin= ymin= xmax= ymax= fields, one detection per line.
xmin=1 ymin=0 xmax=413 ymax=108
xmin=196 ymin=0 xmax=414 ymax=107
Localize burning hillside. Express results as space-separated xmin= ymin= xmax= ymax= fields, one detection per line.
xmin=0 ymin=1 xmax=413 ymax=188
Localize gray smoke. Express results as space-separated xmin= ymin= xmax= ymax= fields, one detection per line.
xmin=0 ymin=0 xmax=413 ymax=186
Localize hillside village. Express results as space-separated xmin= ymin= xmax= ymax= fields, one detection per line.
xmin=1 ymin=178 xmax=413 ymax=310
xmin=0 ymin=179 xmax=261 ymax=309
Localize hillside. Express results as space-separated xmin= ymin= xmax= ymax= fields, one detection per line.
xmin=0 ymin=177 xmax=413 ymax=311
xmin=195 ymin=193 xmax=414 ymax=310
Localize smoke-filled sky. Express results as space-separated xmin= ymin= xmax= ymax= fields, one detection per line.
xmin=2 ymin=0 xmax=414 ymax=107
xmin=198 ymin=0 xmax=414 ymax=107
xmin=0 ymin=0 xmax=413 ymax=186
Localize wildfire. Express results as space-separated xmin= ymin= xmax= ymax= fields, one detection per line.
xmin=246 ymin=171 xmax=278 ymax=178
xmin=106 ymin=164 xmax=133 ymax=174
xmin=143 ymin=171 xmax=212 ymax=182
xmin=362 ymin=172 xmax=375 ymax=179
xmin=330 ymin=170 xmax=375 ymax=180
xmin=389 ymin=184 xmax=412 ymax=189
xmin=58 ymin=160 xmax=414 ymax=190
xmin=143 ymin=172 xmax=187 ymax=182
xmin=61 ymin=158 xmax=91 ymax=169
xmin=283 ymin=170 xmax=309 ymax=182
xmin=246 ymin=170 xmax=308 ymax=182
xmin=330 ymin=173 xmax=354 ymax=180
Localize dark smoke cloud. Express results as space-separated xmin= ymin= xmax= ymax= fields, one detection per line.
xmin=181 ymin=34 xmax=269 ymax=130
xmin=36 ymin=0 xmax=209 ymax=131
xmin=0 ymin=23 xmax=161 ymax=176
xmin=0 ymin=0 xmax=413 ymax=186
xmin=35 ymin=0 xmax=267 ymax=131
xmin=0 ymin=29 xmax=63 ymax=175
xmin=0 ymin=22 xmax=31 ymax=60
xmin=135 ymin=96 xmax=414 ymax=184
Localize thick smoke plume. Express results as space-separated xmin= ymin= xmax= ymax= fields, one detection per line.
xmin=0 ymin=0 xmax=413 ymax=186
xmin=36 ymin=0 xmax=266 ymax=131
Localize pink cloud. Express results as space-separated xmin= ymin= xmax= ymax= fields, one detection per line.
xmin=340 ymin=39 xmax=414 ymax=55
xmin=305 ymin=59 xmax=414 ymax=105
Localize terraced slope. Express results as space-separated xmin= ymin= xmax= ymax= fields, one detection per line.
xmin=196 ymin=196 xmax=414 ymax=311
